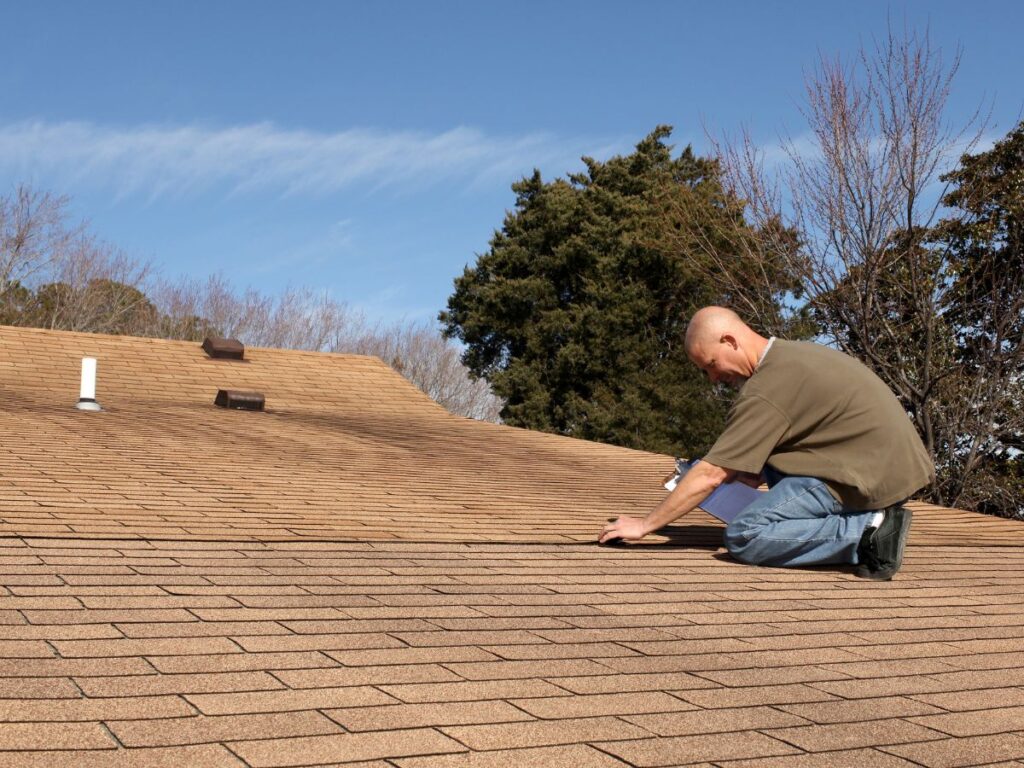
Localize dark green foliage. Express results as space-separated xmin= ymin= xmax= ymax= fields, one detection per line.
xmin=442 ymin=127 xmax=794 ymax=456
xmin=4 ymin=279 xmax=159 ymax=336
xmin=929 ymin=122 xmax=1024 ymax=515
xmin=0 ymin=280 xmax=34 ymax=326
xmin=938 ymin=121 xmax=1024 ymax=374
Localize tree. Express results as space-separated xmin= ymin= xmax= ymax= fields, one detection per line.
xmin=441 ymin=127 xmax=799 ymax=455
xmin=42 ymin=235 xmax=156 ymax=335
xmin=0 ymin=187 xmax=77 ymax=309
xmin=342 ymin=320 xmax=503 ymax=422
xmin=0 ymin=187 xmax=157 ymax=335
xmin=927 ymin=122 xmax=1024 ymax=515
xmin=702 ymin=27 xmax=1021 ymax=514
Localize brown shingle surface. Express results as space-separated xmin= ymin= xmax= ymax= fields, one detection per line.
xmin=0 ymin=745 xmax=246 ymax=768
xmin=395 ymin=744 xmax=631 ymax=767
xmin=2 ymin=325 xmax=1024 ymax=766
xmin=227 ymin=729 xmax=467 ymax=766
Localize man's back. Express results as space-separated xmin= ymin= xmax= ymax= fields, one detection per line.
xmin=706 ymin=340 xmax=934 ymax=509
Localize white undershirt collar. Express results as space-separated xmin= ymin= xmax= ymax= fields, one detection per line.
xmin=756 ymin=336 xmax=776 ymax=370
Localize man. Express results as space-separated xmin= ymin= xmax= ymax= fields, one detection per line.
xmin=599 ymin=306 xmax=935 ymax=580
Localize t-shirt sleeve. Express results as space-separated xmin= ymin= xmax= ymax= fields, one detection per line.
xmin=703 ymin=394 xmax=791 ymax=474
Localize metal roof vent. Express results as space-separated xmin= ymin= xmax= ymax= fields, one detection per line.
xmin=215 ymin=389 xmax=265 ymax=411
xmin=202 ymin=337 xmax=245 ymax=360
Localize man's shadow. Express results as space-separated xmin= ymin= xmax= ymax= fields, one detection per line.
xmin=598 ymin=524 xmax=859 ymax=576
xmin=598 ymin=524 xmax=724 ymax=550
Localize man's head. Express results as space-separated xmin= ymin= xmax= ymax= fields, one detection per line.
xmin=684 ymin=306 xmax=769 ymax=388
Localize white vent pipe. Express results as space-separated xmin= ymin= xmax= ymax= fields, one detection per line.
xmin=76 ymin=357 xmax=102 ymax=411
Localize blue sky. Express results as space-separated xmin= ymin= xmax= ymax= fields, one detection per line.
xmin=1 ymin=0 xmax=1021 ymax=324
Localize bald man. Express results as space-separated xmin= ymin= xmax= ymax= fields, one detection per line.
xmin=599 ymin=307 xmax=934 ymax=580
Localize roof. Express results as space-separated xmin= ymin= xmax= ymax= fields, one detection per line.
xmin=1 ymin=323 xmax=1024 ymax=767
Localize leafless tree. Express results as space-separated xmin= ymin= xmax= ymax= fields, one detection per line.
xmin=37 ymin=236 xmax=156 ymax=334
xmin=690 ymin=26 xmax=1020 ymax=513
xmin=0 ymin=187 xmax=78 ymax=306
xmin=0 ymin=186 xmax=157 ymax=334
xmin=152 ymin=275 xmax=346 ymax=349
xmin=340 ymin=320 xmax=504 ymax=422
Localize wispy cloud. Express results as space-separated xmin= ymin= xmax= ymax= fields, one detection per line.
xmin=0 ymin=120 xmax=619 ymax=200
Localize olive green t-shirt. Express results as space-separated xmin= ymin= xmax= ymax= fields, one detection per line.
xmin=703 ymin=340 xmax=934 ymax=510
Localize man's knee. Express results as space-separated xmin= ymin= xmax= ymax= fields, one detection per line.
xmin=724 ymin=511 xmax=766 ymax=565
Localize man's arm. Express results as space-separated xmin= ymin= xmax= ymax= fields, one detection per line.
xmin=598 ymin=460 xmax=735 ymax=544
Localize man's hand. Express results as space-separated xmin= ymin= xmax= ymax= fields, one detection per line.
xmin=599 ymin=516 xmax=649 ymax=545
xmin=597 ymin=461 xmax=728 ymax=548
xmin=735 ymin=471 xmax=765 ymax=489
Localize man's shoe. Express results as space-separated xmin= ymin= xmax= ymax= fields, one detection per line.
xmin=856 ymin=506 xmax=912 ymax=580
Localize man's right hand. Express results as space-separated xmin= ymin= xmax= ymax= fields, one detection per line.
xmin=599 ymin=516 xmax=649 ymax=544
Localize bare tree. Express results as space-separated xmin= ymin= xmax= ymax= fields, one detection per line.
xmin=0 ymin=186 xmax=158 ymax=335
xmin=0 ymin=187 xmax=78 ymax=307
xmin=341 ymin=320 xmax=504 ymax=422
xmin=37 ymin=237 xmax=156 ymax=334
xmin=690 ymin=26 xmax=1020 ymax=513
xmin=153 ymin=275 xmax=347 ymax=349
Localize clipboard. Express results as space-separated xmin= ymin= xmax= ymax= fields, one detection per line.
xmin=664 ymin=458 xmax=763 ymax=524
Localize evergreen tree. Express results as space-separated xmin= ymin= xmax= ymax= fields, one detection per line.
xmin=442 ymin=127 xmax=797 ymax=455
xmin=928 ymin=121 xmax=1024 ymax=515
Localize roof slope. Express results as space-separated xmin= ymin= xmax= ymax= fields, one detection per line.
xmin=1 ymin=324 xmax=1023 ymax=767
xmin=1 ymin=325 xmax=669 ymax=543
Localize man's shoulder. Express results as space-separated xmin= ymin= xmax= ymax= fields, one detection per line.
xmin=748 ymin=339 xmax=814 ymax=383
xmin=757 ymin=339 xmax=894 ymax=408
xmin=763 ymin=339 xmax=861 ymax=372
xmin=770 ymin=339 xmax=845 ymax=359
xmin=745 ymin=340 xmax=850 ymax=402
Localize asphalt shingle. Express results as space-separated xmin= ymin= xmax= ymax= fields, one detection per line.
xmin=2 ymin=325 xmax=1024 ymax=767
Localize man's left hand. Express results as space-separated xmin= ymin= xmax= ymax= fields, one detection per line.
xmin=599 ymin=516 xmax=649 ymax=544
xmin=735 ymin=471 xmax=765 ymax=488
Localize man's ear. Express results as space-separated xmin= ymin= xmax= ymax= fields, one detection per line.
xmin=720 ymin=333 xmax=739 ymax=350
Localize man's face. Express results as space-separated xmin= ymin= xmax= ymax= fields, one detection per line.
xmin=689 ymin=337 xmax=750 ymax=389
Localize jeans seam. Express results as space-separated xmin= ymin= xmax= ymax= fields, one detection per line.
xmin=757 ymin=481 xmax=836 ymax=517
xmin=730 ymin=483 xmax=836 ymax=543
xmin=748 ymin=532 xmax=865 ymax=544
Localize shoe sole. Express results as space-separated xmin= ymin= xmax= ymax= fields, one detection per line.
xmin=893 ymin=507 xmax=913 ymax=571
xmin=856 ymin=507 xmax=913 ymax=581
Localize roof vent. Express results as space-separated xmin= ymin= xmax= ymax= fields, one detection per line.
xmin=203 ymin=337 xmax=245 ymax=360
xmin=215 ymin=389 xmax=265 ymax=411
xmin=75 ymin=357 xmax=102 ymax=412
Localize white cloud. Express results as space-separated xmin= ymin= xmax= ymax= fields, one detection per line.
xmin=0 ymin=119 xmax=613 ymax=200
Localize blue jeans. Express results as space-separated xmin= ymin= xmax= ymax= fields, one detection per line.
xmin=723 ymin=467 xmax=875 ymax=567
